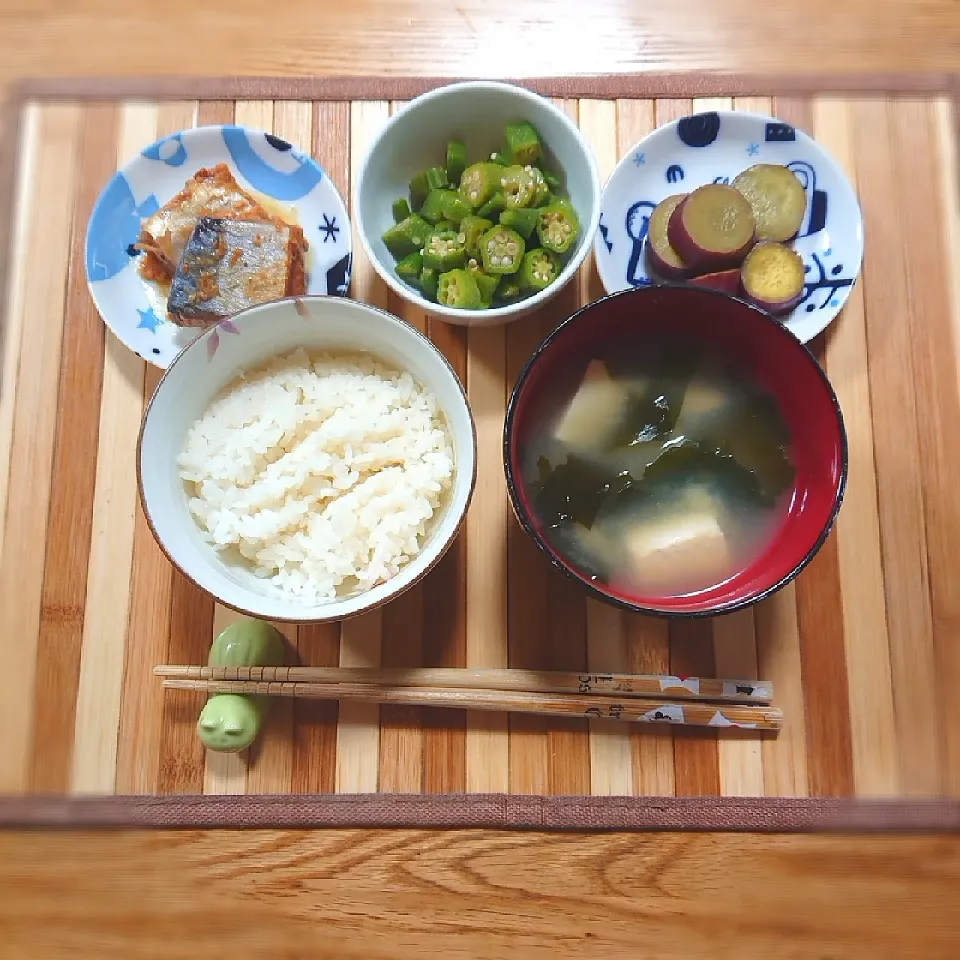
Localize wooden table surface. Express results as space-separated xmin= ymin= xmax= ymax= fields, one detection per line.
xmin=2 ymin=0 xmax=959 ymax=956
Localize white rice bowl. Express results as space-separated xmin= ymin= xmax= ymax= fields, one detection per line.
xmin=178 ymin=348 xmax=455 ymax=604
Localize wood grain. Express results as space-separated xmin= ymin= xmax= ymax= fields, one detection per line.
xmin=0 ymin=103 xmax=81 ymax=793
xmin=934 ymin=95 xmax=960 ymax=796
xmin=854 ymin=98 xmax=941 ymax=795
xmin=505 ymin=304 xmax=550 ymax=796
xmin=28 ymin=102 xmax=114 ymax=793
xmin=465 ymin=322 xmax=510 ymax=793
xmin=541 ymin=101 xmax=593 ymax=798
xmin=0 ymin=85 xmax=957 ymax=817
xmin=813 ymin=96 xmax=898 ymax=797
xmin=2 ymin=828 xmax=959 ymax=959
xmin=889 ymin=98 xmax=960 ymax=799
xmin=375 ymin=100 xmax=427 ymax=795
xmin=0 ymin=104 xmax=37 ymax=556
xmin=1 ymin=0 xmax=959 ymax=82
xmin=0 ymin=69 xmax=958 ymax=958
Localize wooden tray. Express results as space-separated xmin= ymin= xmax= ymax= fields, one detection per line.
xmin=1 ymin=74 xmax=959 ymax=830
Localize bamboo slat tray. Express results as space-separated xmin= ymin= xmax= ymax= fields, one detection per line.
xmin=1 ymin=74 xmax=959 ymax=831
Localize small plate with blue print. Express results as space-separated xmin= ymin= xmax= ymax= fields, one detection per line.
xmin=593 ymin=111 xmax=863 ymax=344
xmin=85 ymin=125 xmax=353 ymax=368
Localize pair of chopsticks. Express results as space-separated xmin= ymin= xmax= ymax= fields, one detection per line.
xmin=155 ymin=666 xmax=782 ymax=731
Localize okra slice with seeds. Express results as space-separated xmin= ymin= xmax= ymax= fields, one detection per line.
xmin=382 ymin=214 xmax=433 ymax=258
xmin=505 ymin=121 xmax=542 ymax=166
xmin=518 ymin=249 xmax=560 ymax=291
xmin=422 ymin=229 xmax=467 ymax=271
xmin=501 ymin=164 xmax=539 ymax=209
xmin=459 ymin=162 xmax=504 ymax=210
xmin=437 ymin=268 xmax=482 ymax=309
xmin=537 ymin=202 xmax=580 ymax=254
xmin=531 ymin=168 xmax=552 ymax=206
xmin=459 ymin=215 xmax=493 ymax=258
xmin=479 ymin=225 xmax=525 ymax=275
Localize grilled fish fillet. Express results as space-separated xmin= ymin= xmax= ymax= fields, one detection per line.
xmin=137 ymin=164 xmax=283 ymax=281
xmin=167 ymin=216 xmax=307 ymax=327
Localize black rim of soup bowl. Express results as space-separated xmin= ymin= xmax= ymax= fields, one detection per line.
xmin=502 ymin=284 xmax=849 ymax=619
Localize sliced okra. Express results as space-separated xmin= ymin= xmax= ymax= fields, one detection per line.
xmin=439 ymin=191 xmax=472 ymax=224
xmin=537 ymin=202 xmax=580 ymax=254
xmin=466 ymin=262 xmax=499 ymax=306
xmin=395 ymin=251 xmax=423 ymax=283
xmin=392 ymin=197 xmax=411 ymax=223
xmin=458 ymin=215 xmax=493 ymax=258
xmin=518 ymin=249 xmax=560 ymax=291
xmin=479 ymin=225 xmax=525 ymax=275
xmin=422 ymin=229 xmax=467 ymax=271
xmin=496 ymin=278 xmax=522 ymax=301
xmin=437 ymin=268 xmax=482 ymax=309
xmin=446 ymin=140 xmax=467 ymax=185
xmin=498 ymin=207 xmax=539 ymax=239
xmin=459 ymin=162 xmax=504 ymax=210
xmin=505 ymin=121 xmax=542 ymax=167
xmin=419 ymin=266 xmax=439 ymax=300
xmin=409 ymin=165 xmax=449 ymax=209
xmin=420 ymin=188 xmax=459 ymax=224
xmin=476 ymin=193 xmax=507 ymax=219
xmin=382 ymin=214 xmax=433 ymax=258
xmin=500 ymin=164 xmax=539 ymax=209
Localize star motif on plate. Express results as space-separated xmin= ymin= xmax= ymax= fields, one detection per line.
xmin=633 ymin=152 xmax=646 ymax=166
xmin=136 ymin=306 xmax=163 ymax=333
xmin=320 ymin=214 xmax=340 ymax=243
xmin=746 ymin=143 xmax=760 ymax=156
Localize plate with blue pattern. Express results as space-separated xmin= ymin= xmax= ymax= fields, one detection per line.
xmin=85 ymin=125 xmax=352 ymax=368
xmin=593 ymin=111 xmax=863 ymax=344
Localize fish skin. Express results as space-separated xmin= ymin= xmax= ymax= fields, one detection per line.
xmin=168 ymin=216 xmax=305 ymax=327
xmin=138 ymin=164 xmax=277 ymax=277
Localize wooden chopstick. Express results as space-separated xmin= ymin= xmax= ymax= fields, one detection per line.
xmin=160 ymin=678 xmax=783 ymax=731
xmin=154 ymin=665 xmax=773 ymax=704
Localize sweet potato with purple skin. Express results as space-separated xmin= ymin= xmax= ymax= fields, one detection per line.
xmin=732 ymin=164 xmax=806 ymax=242
xmin=687 ymin=269 xmax=742 ymax=296
xmin=667 ymin=184 xmax=756 ymax=271
xmin=740 ymin=242 xmax=805 ymax=315
xmin=645 ymin=193 xmax=691 ymax=279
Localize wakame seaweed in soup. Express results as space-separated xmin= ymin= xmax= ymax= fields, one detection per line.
xmin=524 ymin=336 xmax=795 ymax=598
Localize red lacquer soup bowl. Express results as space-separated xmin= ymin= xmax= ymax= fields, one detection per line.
xmin=503 ymin=284 xmax=847 ymax=617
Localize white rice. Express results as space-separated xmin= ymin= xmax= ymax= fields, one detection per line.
xmin=178 ymin=348 xmax=455 ymax=603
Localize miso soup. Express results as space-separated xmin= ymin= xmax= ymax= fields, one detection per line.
xmin=523 ymin=335 xmax=795 ymax=598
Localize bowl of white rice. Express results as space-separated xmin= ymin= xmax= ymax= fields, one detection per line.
xmin=137 ymin=296 xmax=476 ymax=622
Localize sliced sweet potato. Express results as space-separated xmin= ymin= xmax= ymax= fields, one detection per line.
xmin=732 ymin=164 xmax=806 ymax=242
xmin=667 ymin=184 xmax=756 ymax=271
xmin=688 ymin=269 xmax=741 ymax=295
xmin=740 ymin=242 xmax=805 ymax=315
xmin=645 ymin=193 xmax=691 ymax=279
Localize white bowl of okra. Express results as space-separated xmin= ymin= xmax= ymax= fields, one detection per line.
xmin=355 ymin=81 xmax=601 ymax=327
